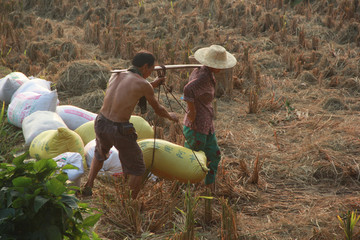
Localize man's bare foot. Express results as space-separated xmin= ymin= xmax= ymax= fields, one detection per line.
xmin=77 ymin=186 xmax=93 ymax=197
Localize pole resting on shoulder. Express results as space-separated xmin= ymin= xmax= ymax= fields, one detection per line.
xmin=111 ymin=64 xmax=202 ymax=74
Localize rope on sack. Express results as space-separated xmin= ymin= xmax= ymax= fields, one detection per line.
xmin=150 ymin=65 xmax=166 ymax=170
xmin=161 ymin=77 xmax=208 ymax=173
xmin=143 ymin=65 xmax=208 ymax=187
xmin=141 ymin=66 xmax=164 ymax=185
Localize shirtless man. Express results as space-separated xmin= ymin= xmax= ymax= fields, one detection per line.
xmin=81 ymin=51 xmax=178 ymax=199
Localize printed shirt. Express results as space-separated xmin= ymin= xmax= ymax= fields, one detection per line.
xmin=183 ymin=66 xmax=215 ymax=135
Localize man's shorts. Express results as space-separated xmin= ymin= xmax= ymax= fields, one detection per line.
xmin=94 ymin=113 xmax=145 ymax=176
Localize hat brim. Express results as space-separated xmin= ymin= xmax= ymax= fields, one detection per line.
xmin=194 ymin=47 xmax=237 ymax=69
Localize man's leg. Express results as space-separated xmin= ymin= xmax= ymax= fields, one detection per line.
xmin=82 ymin=156 xmax=104 ymax=195
xmin=117 ymin=149 xmax=144 ymax=199
xmin=128 ymin=174 xmax=143 ymax=199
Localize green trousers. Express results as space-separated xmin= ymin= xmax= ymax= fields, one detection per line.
xmin=183 ymin=126 xmax=221 ymax=185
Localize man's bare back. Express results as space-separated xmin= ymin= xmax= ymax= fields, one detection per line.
xmin=100 ymin=72 xmax=152 ymax=122
xmin=101 ymin=71 xmax=177 ymax=123
xmin=81 ymin=51 xmax=178 ymax=199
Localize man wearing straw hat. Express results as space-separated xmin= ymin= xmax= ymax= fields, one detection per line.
xmin=81 ymin=50 xmax=178 ymax=199
xmin=182 ymin=45 xmax=237 ymax=192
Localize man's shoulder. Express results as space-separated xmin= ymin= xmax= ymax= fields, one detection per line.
xmin=128 ymin=74 xmax=152 ymax=91
xmin=123 ymin=71 xmax=140 ymax=78
xmin=119 ymin=71 xmax=147 ymax=83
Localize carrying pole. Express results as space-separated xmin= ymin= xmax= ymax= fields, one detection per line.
xmin=111 ymin=64 xmax=202 ymax=74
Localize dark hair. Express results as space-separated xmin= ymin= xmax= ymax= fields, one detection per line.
xmin=132 ymin=51 xmax=155 ymax=67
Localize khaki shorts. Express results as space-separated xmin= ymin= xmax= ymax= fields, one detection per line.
xmin=94 ymin=113 xmax=145 ymax=176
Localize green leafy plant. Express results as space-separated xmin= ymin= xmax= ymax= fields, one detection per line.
xmin=285 ymin=99 xmax=296 ymax=120
xmin=220 ymin=197 xmax=238 ymax=239
xmin=138 ymin=0 xmax=144 ymax=7
xmin=0 ymin=101 xmax=5 ymax=132
xmin=0 ymin=102 xmax=25 ymax=162
xmin=289 ymin=0 xmax=305 ymax=8
xmin=337 ymin=211 xmax=360 ymax=240
xmin=0 ymin=152 xmax=101 ymax=239
xmin=0 ymin=47 xmax=12 ymax=58
xmin=176 ymin=183 xmax=213 ymax=239
xmin=285 ymin=100 xmax=295 ymax=113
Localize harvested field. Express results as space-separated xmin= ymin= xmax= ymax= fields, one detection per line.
xmin=1 ymin=0 xmax=360 ymax=239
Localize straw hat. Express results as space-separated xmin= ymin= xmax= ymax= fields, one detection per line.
xmin=194 ymin=45 xmax=237 ymax=69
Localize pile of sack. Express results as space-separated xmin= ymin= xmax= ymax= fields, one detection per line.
xmin=0 ymin=72 xmax=155 ymax=186
xmin=1 ymin=72 xmax=209 ymax=185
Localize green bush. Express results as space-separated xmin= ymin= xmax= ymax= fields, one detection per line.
xmin=0 ymin=152 xmax=101 ymax=240
xmin=338 ymin=211 xmax=360 ymax=240
xmin=0 ymin=101 xmax=24 ymax=162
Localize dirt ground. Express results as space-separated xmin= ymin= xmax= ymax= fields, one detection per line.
xmin=1 ymin=0 xmax=360 ymax=239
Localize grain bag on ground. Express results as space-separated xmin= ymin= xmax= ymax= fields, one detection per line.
xmin=84 ymin=139 xmax=122 ymax=174
xmin=0 ymin=72 xmax=29 ymax=103
xmin=56 ymin=105 xmax=97 ymax=130
xmin=22 ymin=111 xmax=67 ymax=146
xmin=29 ymin=127 xmax=85 ymax=168
xmin=74 ymin=120 xmax=96 ymax=146
xmin=7 ymin=91 xmax=58 ymax=128
xmin=11 ymin=77 xmax=52 ymax=102
xmin=138 ymin=139 xmax=208 ymax=183
xmin=53 ymin=152 xmax=85 ymax=187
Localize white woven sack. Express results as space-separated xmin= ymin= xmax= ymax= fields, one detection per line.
xmin=11 ymin=77 xmax=51 ymax=102
xmin=84 ymin=139 xmax=123 ymax=174
xmin=0 ymin=72 xmax=29 ymax=103
xmin=53 ymin=152 xmax=85 ymax=187
xmin=22 ymin=111 xmax=67 ymax=146
xmin=28 ymin=76 xmax=50 ymax=82
xmin=7 ymin=91 xmax=58 ymax=128
xmin=56 ymin=105 xmax=97 ymax=130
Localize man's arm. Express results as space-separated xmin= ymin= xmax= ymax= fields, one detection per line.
xmin=150 ymin=76 xmax=165 ymax=88
xmin=144 ymin=83 xmax=178 ymax=122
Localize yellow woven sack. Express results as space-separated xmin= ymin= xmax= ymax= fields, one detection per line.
xmin=75 ymin=120 xmax=95 ymax=146
xmin=138 ymin=139 xmax=209 ymax=183
xmin=74 ymin=115 xmax=154 ymax=145
xmin=130 ymin=115 xmax=154 ymax=140
xmin=29 ymin=127 xmax=85 ymax=167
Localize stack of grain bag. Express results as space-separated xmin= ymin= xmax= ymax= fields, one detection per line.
xmin=0 ymin=72 xmax=86 ymax=186
xmin=0 ymin=72 xmax=158 ymax=184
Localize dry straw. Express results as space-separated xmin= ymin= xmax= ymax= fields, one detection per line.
xmin=55 ymin=60 xmax=110 ymax=97
xmin=65 ymin=89 xmax=105 ymax=113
